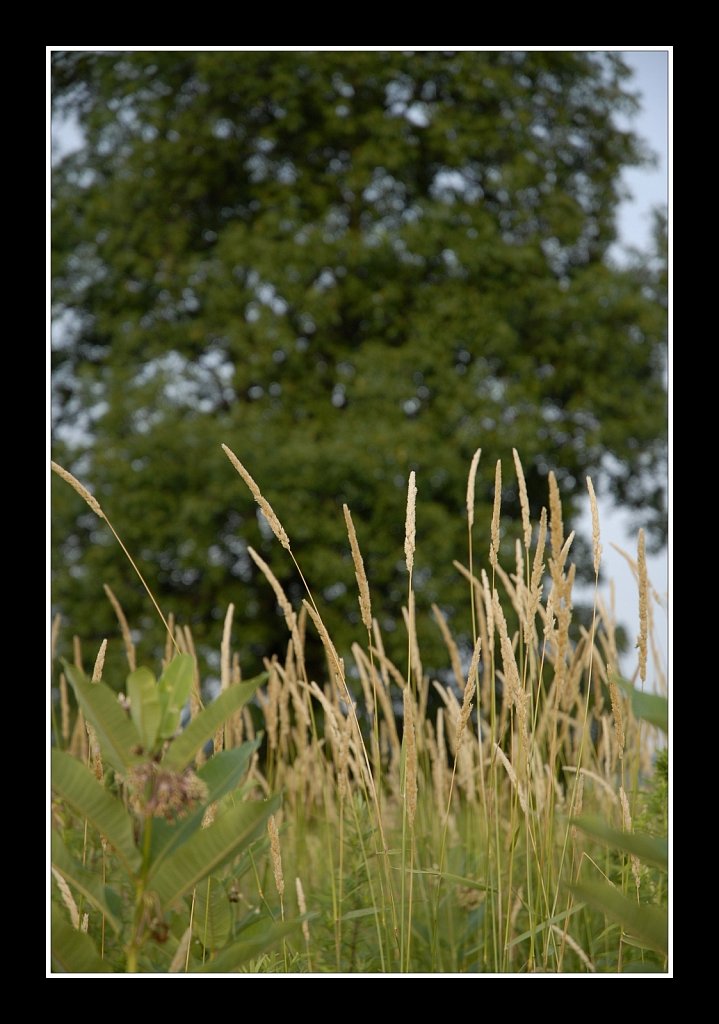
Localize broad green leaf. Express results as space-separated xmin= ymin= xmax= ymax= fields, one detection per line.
xmin=194 ymin=917 xmax=307 ymax=973
xmin=51 ymin=831 xmax=122 ymax=933
xmin=193 ymin=876 xmax=232 ymax=950
xmin=50 ymin=904 xmax=113 ymax=973
xmin=571 ymin=880 xmax=667 ymax=955
xmin=150 ymin=742 xmax=260 ymax=869
xmin=51 ymin=749 xmax=141 ymax=877
xmin=163 ymin=675 xmax=266 ymax=771
xmin=158 ymin=654 xmax=194 ymax=740
xmin=148 ymin=794 xmax=279 ymax=908
xmin=616 ymin=678 xmax=668 ymax=733
xmin=572 ymin=815 xmax=668 ymax=870
xmin=63 ymin=661 xmax=141 ymax=773
xmin=197 ymin=740 xmax=259 ymax=794
xmin=127 ymin=666 xmax=162 ymax=752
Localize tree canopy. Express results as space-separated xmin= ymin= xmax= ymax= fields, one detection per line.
xmin=51 ymin=50 xmax=667 ymax=677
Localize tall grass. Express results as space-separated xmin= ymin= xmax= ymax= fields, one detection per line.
xmin=51 ymin=450 xmax=668 ymax=974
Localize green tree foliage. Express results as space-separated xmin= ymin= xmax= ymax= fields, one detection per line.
xmin=51 ymin=51 xmax=667 ymax=676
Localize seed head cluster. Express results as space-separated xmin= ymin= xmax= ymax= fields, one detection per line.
xmin=127 ymin=762 xmax=208 ymax=820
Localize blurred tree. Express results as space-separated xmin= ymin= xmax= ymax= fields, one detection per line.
xmin=51 ymin=51 xmax=667 ymax=678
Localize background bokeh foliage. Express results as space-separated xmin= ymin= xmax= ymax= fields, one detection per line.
xmin=51 ymin=51 xmax=667 ymax=680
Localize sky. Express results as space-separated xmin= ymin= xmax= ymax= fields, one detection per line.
xmin=577 ymin=49 xmax=669 ymax=679
xmin=615 ymin=51 xmax=669 ymax=255
xmin=50 ymin=47 xmax=671 ymax=678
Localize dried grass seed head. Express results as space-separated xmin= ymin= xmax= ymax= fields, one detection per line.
xmin=608 ymin=672 xmax=625 ymax=758
xmin=248 ymin=546 xmax=301 ymax=656
xmin=51 ymin=613 xmax=61 ymax=662
xmin=512 ymin=449 xmax=531 ymax=550
xmin=466 ymin=448 xmax=481 ymax=529
xmin=51 ymin=462 xmax=105 ymax=520
xmin=586 ymin=476 xmax=602 ymax=576
xmin=531 ymin=507 xmax=547 ymax=595
xmin=91 ymin=638 xmax=108 ymax=683
xmin=402 ymin=687 xmax=418 ymax=828
xmin=457 ymin=636 xmax=481 ymax=746
xmin=103 ymin=583 xmax=137 ymax=672
xmin=343 ymin=504 xmax=372 ymax=631
xmin=220 ymin=603 xmax=234 ymax=692
xmin=52 ymin=868 xmax=80 ymax=929
xmin=405 ymin=471 xmax=417 ymax=575
xmin=490 ymin=460 xmax=502 ymax=567
xmin=636 ymin=528 xmax=648 ymax=683
xmin=548 ymin=470 xmax=564 ymax=559
xmin=221 ymin=443 xmax=290 ymax=550
xmin=268 ymin=814 xmax=285 ymax=898
xmin=295 ymin=877 xmax=311 ymax=943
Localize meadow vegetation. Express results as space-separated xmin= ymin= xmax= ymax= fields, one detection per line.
xmin=50 ymin=447 xmax=668 ymax=974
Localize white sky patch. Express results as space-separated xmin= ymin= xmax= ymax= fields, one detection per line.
xmin=614 ymin=51 xmax=669 ymax=257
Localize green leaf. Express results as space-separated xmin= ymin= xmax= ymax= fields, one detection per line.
xmin=50 ymin=904 xmax=113 ymax=973
xmin=194 ymin=917 xmax=307 ymax=973
xmin=620 ymin=960 xmax=666 ymax=973
xmin=411 ymin=868 xmax=497 ymax=895
xmin=150 ymin=742 xmax=260 ymax=869
xmin=148 ymin=794 xmax=280 ymax=908
xmin=341 ymin=907 xmax=379 ymax=922
xmin=127 ymin=666 xmax=162 ymax=752
xmin=51 ymin=831 xmax=123 ymax=933
xmin=197 ymin=740 xmax=260 ymax=794
xmin=570 ymin=880 xmax=667 ymax=955
xmin=616 ymin=678 xmax=668 ymax=733
xmin=163 ymin=675 xmax=266 ymax=771
xmin=507 ymin=904 xmax=585 ymax=949
xmin=193 ymin=876 xmax=232 ymax=950
xmin=157 ymin=654 xmax=195 ymax=740
xmin=572 ymin=815 xmax=668 ymax=870
xmin=63 ymin=661 xmax=141 ymax=773
xmin=51 ymin=749 xmax=141 ymax=877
